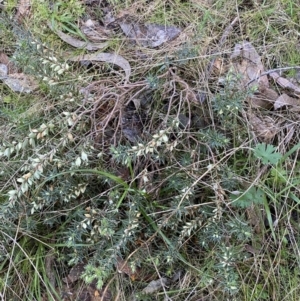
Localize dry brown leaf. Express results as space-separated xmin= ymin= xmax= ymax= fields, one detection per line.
xmin=248 ymin=112 xmax=279 ymax=142
xmin=259 ymin=86 xmax=278 ymax=101
xmin=0 ymin=52 xmax=18 ymax=74
xmin=48 ymin=22 xmax=108 ymax=51
xmin=274 ymin=93 xmax=300 ymax=110
xmin=0 ymin=65 xmax=38 ymax=93
xmin=229 ymin=41 xmax=284 ymax=109
xmin=249 ymin=85 xmax=278 ymax=109
xmin=5 ymin=73 xmax=38 ymax=93
xmin=81 ymin=19 xmax=113 ymax=43
xmin=269 ymin=72 xmax=300 ymax=95
xmin=142 ymin=278 xmax=170 ymax=294
xmin=0 ymin=63 xmax=8 ymax=78
xmin=115 ymin=257 xmax=154 ymax=281
xmin=15 ymin=0 xmax=31 ymax=23
xmin=230 ymin=41 xmax=269 ymax=87
xmin=212 ymin=57 xmax=227 ymax=76
xmin=116 ymin=257 xmax=136 ymax=278
xmin=116 ymin=15 xmax=181 ymax=48
xmin=69 ymin=53 xmax=131 ymax=83
xmin=0 ymin=53 xmax=10 ymax=66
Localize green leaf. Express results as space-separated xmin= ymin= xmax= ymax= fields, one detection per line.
xmin=231 ymin=186 xmax=265 ymax=208
xmin=253 ymin=143 xmax=282 ymax=165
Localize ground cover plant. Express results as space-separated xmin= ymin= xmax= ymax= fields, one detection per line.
xmin=1 ymin=0 xmax=300 ymax=300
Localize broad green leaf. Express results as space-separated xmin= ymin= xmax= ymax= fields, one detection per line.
xmin=253 ymin=143 xmax=282 ymax=165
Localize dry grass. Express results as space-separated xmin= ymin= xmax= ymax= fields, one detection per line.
xmin=1 ymin=0 xmax=300 ymax=300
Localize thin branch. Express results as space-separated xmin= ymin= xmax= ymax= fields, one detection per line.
xmin=246 ymin=66 xmax=300 ymax=86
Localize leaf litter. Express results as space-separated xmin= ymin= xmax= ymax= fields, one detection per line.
xmin=224 ymin=40 xmax=300 ymax=141
xmin=115 ymin=15 xmax=181 ymax=48
xmin=62 ymin=261 xmax=112 ymax=301
xmin=0 ymin=63 xmax=38 ymax=93
xmin=5 ymin=4 xmax=296 ymax=206
xmin=47 ymin=21 xmax=109 ymax=51
xmin=69 ymin=52 xmax=131 ymax=84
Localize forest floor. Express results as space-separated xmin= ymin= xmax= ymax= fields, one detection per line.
xmin=1 ymin=1 xmax=300 ymax=300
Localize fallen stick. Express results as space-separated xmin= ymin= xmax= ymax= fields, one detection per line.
xmin=246 ymin=66 xmax=300 ymax=86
